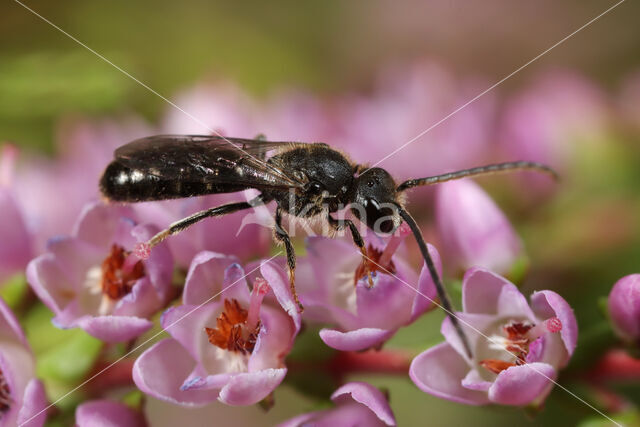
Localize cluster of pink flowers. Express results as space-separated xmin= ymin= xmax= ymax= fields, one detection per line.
xmin=5 ymin=62 xmax=640 ymax=425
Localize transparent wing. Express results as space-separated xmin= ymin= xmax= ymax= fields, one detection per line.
xmin=113 ymin=134 xmax=307 ymax=189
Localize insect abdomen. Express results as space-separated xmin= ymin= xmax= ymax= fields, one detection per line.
xmin=99 ymin=161 xmax=247 ymax=202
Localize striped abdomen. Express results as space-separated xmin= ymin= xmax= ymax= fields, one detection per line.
xmin=99 ymin=161 xmax=249 ymax=202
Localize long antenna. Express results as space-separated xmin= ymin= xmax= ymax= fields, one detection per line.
xmin=397 ymin=161 xmax=557 ymax=192
xmin=396 ymin=205 xmax=473 ymax=359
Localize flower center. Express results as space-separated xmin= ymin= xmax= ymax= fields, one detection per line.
xmin=0 ymin=368 xmax=11 ymax=414
xmin=205 ymin=279 xmax=269 ymax=355
xmin=101 ymin=244 xmax=146 ymax=301
xmin=353 ymin=223 xmax=410 ymax=285
xmin=480 ymin=317 xmax=562 ymax=375
xmin=353 ymin=245 xmax=396 ymax=285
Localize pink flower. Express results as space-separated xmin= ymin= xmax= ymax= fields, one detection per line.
xmin=15 ymin=118 xmax=151 ymax=253
xmin=161 ymin=84 xmax=259 ymax=137
xmin=75 ymin=400 xmax=146 ymax=427
xmin=298 ymin=225 xmax=439 ymax=351
xmin=410 ymin=267 xmax=577 ymax=406
xmin=498 ymin=70 xmax=609 ymax=194
xmin=26 ymin=202 xmax=173 ymax=342
xmin=278 ymin=382 xmax=396 ymax=427
xmin=257 ymin=90 xmax=337 ymax=143
xmin=133 ymin=252 xmax=300 ymax=406
xmin=0 ymin=299 xmax=48 ymax=427
xmin=334 ymin=61 xmax=496 ymax=181
xmin=0 ymin=145 xmax=33 ymax=284
xmin=435 ymin=179 xmax=524 ymax=277
xmin=608 ymin=274 xmax=640 ymax=345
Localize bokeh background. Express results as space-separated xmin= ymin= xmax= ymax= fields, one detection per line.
xmin=1 ymin=1 xmax=640 ymax=426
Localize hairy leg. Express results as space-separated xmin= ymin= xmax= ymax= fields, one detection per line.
xmin=274 ymin=207 xmax=303 ymax=311
xmin=327 ymin=214 xmax=374 ymax=287
xmin=147 ymin=195 xmax=266 ymax=248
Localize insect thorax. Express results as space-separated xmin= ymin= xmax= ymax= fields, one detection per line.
xmin=267 ymin=145 xmax=356 ymax=217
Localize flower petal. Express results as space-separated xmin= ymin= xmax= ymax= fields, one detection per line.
xmin=113 ymin=278 xmax=162 ymax=319
xmin=319 ymin=328 xmax=394 ymax=352
xmin=607 ymin=274 xmax=640 ymax=343
xmin=26 ymin=241 xmax=98 ymax=315
xmin=220 ymin=262 xmax=253 ymax=303
xmin=0 ymin=297 xmax=28 ymax=347
xmin=410 ymin=244 xmax=441 ymax=320
xmin=462 ymin=267 xmax=511 ymax=314
xmin=277 ymin=402 xmax=388 ymax=427
xmin=355 ymin=268 xmax=416 ymax=330
xmin=75 ymin=399 xmax=145 ymax=427
xmin=131 ymin=224 xmax=173 ymax=302
xmin=183 ymin=251 xmax=243 ymax=306
xmin=248 ymin=306 xmax=295 ymax=372
xmin=277 ymin=412 xmax=319 ymax=427
xmin=488 ymin=362 xmax=556 ymax=406
xmin=531 ymin=290 xmax=578 ymax=356
xmin=16 ymin=379 xmax=48 ymax=427
xmin=461 ymin=370 xmax=492 ymax=392
xmin=160 ymin=303 xmax=218 ymax=362
xmin=409 ymin=342 xmax=489 ymax=405
xmin=73 ymin=202 xmax=136 ymax=249
xmin=496 ymin=282 xmax=536 ymax=321
xmin=0 ymin=340 xmax=36 ymax=402
xmin=260 ymin=261 xmax=301 ymax=334
xmin=331 ymin=382 xmax=395 ymax=426
xmin=180 ymin=372 xmax=232 ymax=391
xmin=441 ymin=312 xmax=495 ymax=362
xmin=76 ymin=315 xmax=152 ymax=343
xmin=218 ymin=368 xmax=287 ymax=406
xmin=435 ymin=179 xmax=523 ymax=275
xmin=0 ymin=190 xmax=33 ymax=283
xmin=305 ymin=237 xmax=359 ymax=301
xmin=133 ymin=338 xmax=219 ymax=406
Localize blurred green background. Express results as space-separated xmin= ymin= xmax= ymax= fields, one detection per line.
xmin=2 ymin=0 xmax=640 ymax=151
xmin=2 ymin=1 xmax=640 ymax=426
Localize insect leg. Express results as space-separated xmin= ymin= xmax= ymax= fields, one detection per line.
xmin=327 ymin=214 xmax=374 ymax=287
xmin=274 ymin=207 xmax=303 ymax=312
xmin=147 ymin=196 xmax=266 ymax=249
xmin=396 ymin=205 xmax=474 ymax=359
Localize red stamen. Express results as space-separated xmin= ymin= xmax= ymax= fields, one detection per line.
xmin=101 ymin=245 xmax=146 ymax=300
xmin=354 ymin=245 xmax=397 ymax=285
xmin=205 ymin=298 xmax=261 ymax=355
xmin=480 ymin=359 xmax=515 ymax=374
xmin=0 ymin=367 xmax=11 ymax=413
xmin=482 ymin=318 xmax=563 ymax=375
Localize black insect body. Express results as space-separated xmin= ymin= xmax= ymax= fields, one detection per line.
xmin=100 ymin=134 xmax=557 ymax=358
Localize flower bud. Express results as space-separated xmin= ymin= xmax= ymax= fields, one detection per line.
xmin=436 ymin=179 xmax=524 ymax=277
xmin=608 ymin=274 xmax=640 ymax=344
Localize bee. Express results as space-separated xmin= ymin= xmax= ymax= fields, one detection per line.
xmin=100 ymin=134 xmax=556 ymax=357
